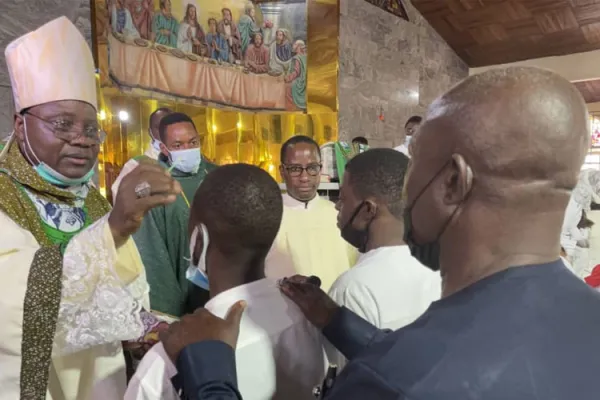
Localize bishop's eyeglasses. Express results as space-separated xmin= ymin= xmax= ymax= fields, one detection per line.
xmin=24 ymin=111 xmax=106 ymax=145
xmin=283 ymin=163 xmax=322 ymax=177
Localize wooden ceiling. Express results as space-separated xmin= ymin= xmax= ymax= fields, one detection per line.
xmin=412 ymin=0 xmax=600 ymax=67
xmin=573 ymin=79 xmax=600 ymax=103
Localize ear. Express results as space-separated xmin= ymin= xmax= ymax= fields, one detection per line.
xmin=363 ymin=199 xmax=379 ymax=219
xmin=443 ymin=153 xmax=473 ymax=205
xmin=13 ymin=113 xmax=25 ymax=143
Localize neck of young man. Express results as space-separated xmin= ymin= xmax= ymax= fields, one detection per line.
xmin=209 ymin=262 xmax=266 ymax=299
xmin=364 ymin=221 xmax=405 ymax=253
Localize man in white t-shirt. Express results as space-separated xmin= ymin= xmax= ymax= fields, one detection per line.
xmin=394 ymin=115 xmax=421 ymax=158
xmin=329 ymin=148 xmax=440 ymax=368
xmin=125 ymin=164 xmax=325 ymax=400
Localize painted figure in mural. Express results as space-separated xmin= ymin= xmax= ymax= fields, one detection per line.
xmin=285 ymin=40 xmax=307 ymax=110
xmin=111 ymin=0 xmax=140 ymax=38
xmin=217 ymin=8 xmax=242 ymax=62
xmin=152 ymin=0 xmax=179 ymax=48
xmin=244 ymin=32 xmax=270 ymax=74
xmin=238 ymin=3 xmax=263 ymax=57
xmin=268 ymin=28 xmax=293 ymax=74
xmin=177 ymin=4 xmax=208 ymax=56
xmin=206 ymin=18 xmax=229 ymax=62
xmin=125 ymin=0 xmax=153 ymax=40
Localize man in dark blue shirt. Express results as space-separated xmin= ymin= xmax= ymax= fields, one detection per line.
xmin=160 ymin=66 xmax=600 ymax=399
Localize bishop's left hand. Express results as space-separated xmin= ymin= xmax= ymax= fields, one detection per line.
xmin=160 ymin=301 xmax=247 ymax=363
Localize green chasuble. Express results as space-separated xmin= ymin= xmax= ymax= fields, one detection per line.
xmin=132 ymin=156 xmax=217 ymax=318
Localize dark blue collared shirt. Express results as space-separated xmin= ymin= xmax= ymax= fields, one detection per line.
xmin=324 ymin=260 xmax=600 ymax=399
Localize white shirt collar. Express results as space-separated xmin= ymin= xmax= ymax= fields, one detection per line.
xmin=206 ymin=278 xmax=276 ymax=310
xmin=282 ymin=193 xmax=319 ymax=210
xmin=356 ymin=245 xmax=410 ymax=265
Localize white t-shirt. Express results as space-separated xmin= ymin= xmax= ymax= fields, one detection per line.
xmin=394 ymin=143 xmax=411 ymax=158
xmin=125 ymin=279 xmax=326 ymax=400
xmin=327 ymin=245 xmax=441 ymax=369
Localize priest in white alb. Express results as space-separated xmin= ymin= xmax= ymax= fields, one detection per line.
xmin=0 ymin=17 xmax=180 ymax=399
xmin=265 ymin=136 xmax=357 ymax=291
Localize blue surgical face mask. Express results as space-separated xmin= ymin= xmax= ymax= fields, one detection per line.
xmin=23 ymin=118 xmax=95 ymax=187
xmin=186 ymin=224 xmax=209 ymax=290
xmin=170 ymin=147 xmax=201 ymax=174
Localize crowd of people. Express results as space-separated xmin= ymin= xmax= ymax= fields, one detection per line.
xmin=1 ymin=16 xmax=600 ymax=400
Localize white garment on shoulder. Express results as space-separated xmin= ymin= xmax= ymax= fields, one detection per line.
xmin=0 ymin=211 xmax=148 ymax=399
xmin=124 ymin=342 xmax=178 ymax=400
xmin=126 ymin=279 xmax=326 ymax=400
xmin=327 ymin=245 xmax=440 ymax=369
xmin=394 ymin=144 xmax=411 ymax=158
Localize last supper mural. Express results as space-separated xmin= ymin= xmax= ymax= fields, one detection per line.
xmin=104 ymin=0 xmax=307 ymax=111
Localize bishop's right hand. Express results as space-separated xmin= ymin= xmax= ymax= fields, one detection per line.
xmin=109 ymin=163 xmax=181 ymax=247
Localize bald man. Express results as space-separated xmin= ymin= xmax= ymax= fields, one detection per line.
xmin=277 ymin=67 xmax=600 ymax=399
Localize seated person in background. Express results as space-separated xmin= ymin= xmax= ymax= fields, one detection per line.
xmin=133 ymin=112 xmax=217 ymax=319
xmin=126 ymin=164 xmax=326 ymax=400
xmin=329 ymin=149 xmax=440 ymax=369
xmin=266 ymin=135 xmax=357 ymax=291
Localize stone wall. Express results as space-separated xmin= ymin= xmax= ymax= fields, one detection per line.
xmin=339 ymin=0 xmax=468 ymax=147
xmin=0 ymin=0 xmax=92 ymax=139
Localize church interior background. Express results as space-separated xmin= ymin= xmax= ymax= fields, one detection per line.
xmin=94 ymin=0 xmax=338 ymax=202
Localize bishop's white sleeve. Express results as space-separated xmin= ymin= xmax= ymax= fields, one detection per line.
xmin=326 ymin=281 xmax=380 ymax=370
xmin=125 ymin=343 xmax=179 ymax=400
xmin=55 ymin=214 xmax=150 ymax=354
xmin=0 ymin=211 xmax=149 ymax=396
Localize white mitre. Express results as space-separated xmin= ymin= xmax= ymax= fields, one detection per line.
xmin=5 ymin=16 xmax=97 ymax=113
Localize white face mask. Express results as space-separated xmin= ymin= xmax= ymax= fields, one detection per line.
xmin=151 ymin=137 xmax=162 ymax=152
xmin=186 ymin=224 xmax=209 ymax=290
xmin=404 ymin=136 xmax=412 ymax=146
xmin=170 ymin=147 xmax=201 ymax=174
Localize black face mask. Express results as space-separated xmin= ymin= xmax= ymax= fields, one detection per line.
xmin=403 ymin=163 xmax=461 ymax=272
xmin=341 ymin=202 xmax=371 ymax=253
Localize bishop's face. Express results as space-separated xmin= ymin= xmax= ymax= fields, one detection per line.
xmin=14 ymin=100 xmax=100 ymax=179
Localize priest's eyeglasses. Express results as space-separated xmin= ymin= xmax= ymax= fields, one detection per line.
xmin=283 ymin=163 xmax=322 ymax=177
xmin=24 ymin=112 xmax=106 ymax=144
